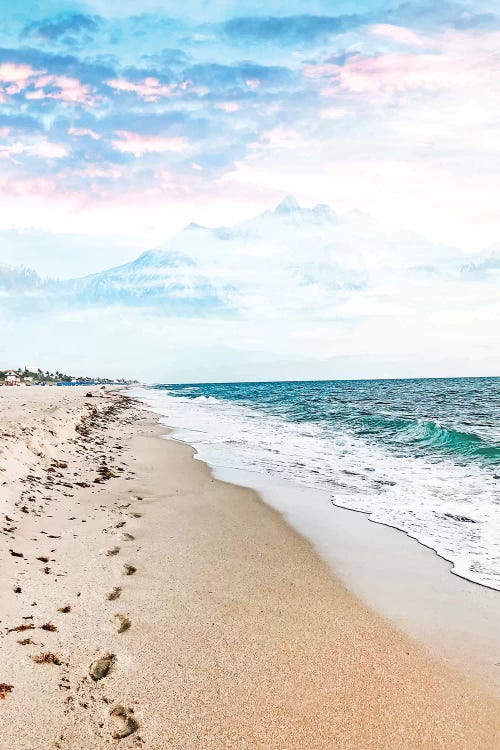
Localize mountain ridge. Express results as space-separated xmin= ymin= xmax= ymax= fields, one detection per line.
xmin=1 ymin=197 xmax=498 ymax=317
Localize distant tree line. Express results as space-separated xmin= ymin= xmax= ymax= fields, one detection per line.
xmin=0 ymin=367 xmax=137 ymax=384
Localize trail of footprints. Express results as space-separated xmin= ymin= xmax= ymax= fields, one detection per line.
xmin=2 ymin=396 xmax=147 ymax=746
xmin=56 ymin=495 xmax=144 ymax=746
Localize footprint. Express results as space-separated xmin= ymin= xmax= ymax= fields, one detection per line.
xmin=121 ymin=532 xmax=135 ymax=541
xmin=111 ymin=614 xmax=131 ymax=633
xmin=109 ymin=705 xmax=138 ymax=739
xmin=89 ymin=653 xmax=115 ymax=681
xmin=106 ymin=546 xmax=120 ymax=556
xmin=123 ymin=564 xmax=136 ymax=576
xmin=106 ymin=586 xmax=122 ymax=601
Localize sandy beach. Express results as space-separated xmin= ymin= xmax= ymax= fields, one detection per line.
xmin=0 ymin=386 xmax=498 ymax=749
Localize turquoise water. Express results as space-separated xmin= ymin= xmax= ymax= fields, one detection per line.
xmin=139 ymin=378 xmax=500 ymax=590
xmin=161 ymin=378 xmax=500 ymax=466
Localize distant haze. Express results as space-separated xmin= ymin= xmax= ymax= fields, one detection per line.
xmin=1 ymin=198 xmax=498 ymax=381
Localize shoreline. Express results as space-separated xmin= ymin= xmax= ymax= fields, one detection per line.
xmin=137 ymin=393 xmax=500 ymax=696
xmin=203 ymin=462 xmax=500 ymax=695
xmin=136 ymin=384 xmax=500 ymax=593
xmin=0 ymin=387 xmax=499 ymax=748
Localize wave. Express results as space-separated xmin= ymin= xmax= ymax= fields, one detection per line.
xmin=406 ymin=419 xmax=500 ymax=460
xmin=151 ymin=384 xmax=199 ymax=394
xmin=357 ymin=414 xmax=500 ymax=463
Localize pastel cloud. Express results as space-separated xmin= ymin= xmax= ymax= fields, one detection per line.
xmin=0 ymin=63 xmax=42 ymax=85
xmin=0 ymin=138 xmax=68 ymax=160
xmin=215 ymin=101 xmax=241 ymax=112
xmin=0 ymin=62 xmax=96 ymax=106
xmin=107 ymin=77 xmax=189 ymax=102
xmin=69 ymin=126 xmax=101 ymax=139
xmin=304 ymin=34 xmax=500 ymax=99
xmin=112 ymin=131 xmax=189 ymax=157
xmin=0 ymin=63 xmax=43 ymax=99
xmin=31 ymin=74 xmax=96 ymax=105
xmin=369 ymin=24 xmax=426 ymax=46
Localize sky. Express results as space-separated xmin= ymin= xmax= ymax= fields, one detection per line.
xmin=0 ymin=0 xmax=499 ymax=380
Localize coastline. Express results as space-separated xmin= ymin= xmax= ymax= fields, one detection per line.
xmin=0 ymin=387 xmax=498 ymax=749
xmin=203 ymin=463 xmax=500 ymax=695
xmin=137 ymin=382 xmax=500 ymax=593
xmin=137 ymin=387 xmax=500 ymax=694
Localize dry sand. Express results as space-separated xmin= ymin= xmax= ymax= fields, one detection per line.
xmin=0 ymin=386 xmax=498 ymax=749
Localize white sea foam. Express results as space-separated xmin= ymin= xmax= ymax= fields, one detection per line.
xmin=133 ymin=387 xmax=500 ymax=590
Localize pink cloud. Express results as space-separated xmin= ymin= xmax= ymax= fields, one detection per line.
xmin=0 ymin=63 xmax=41 ymax=85
xmin=69 ymin=127 xmax=101 ymax=140
xmin=25 ymin=89 xmax=46 ymax=100
xmin=0 ymin=63 xmax=44 ymax=98
xmin=303 ymin=29 xmax=500 ymax=101
xmin=0 ymin=64 xmax=94 ymax=106
xmin=369 ymin=24 xmax=426 ymax=47
xmin=33 ymin=75 xmax=95 ymax=105
xmin=107 ymin=77 xmax=188 ymax=102
xmin=112 ymin=131 xmax=189 ymax=157
xmin=304 ymin=52 xmax=484 ymax=98
xmin=31 ymin=141 xmax=68 ymax=158
xmin=216 ymin=101 xmax=241 ymax=112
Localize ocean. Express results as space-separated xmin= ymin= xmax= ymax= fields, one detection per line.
xmin=136 ymin=378 xmax=500 ymax=591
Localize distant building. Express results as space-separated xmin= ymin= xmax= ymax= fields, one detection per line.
xmin=4 ymin=370 xmax=21 ymax=386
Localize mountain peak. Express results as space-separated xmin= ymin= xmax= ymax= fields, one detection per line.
xmin=274 ymin=195 xmax=300 ymax=214
xmin=312 ymin=203 xmax=337 ymax=221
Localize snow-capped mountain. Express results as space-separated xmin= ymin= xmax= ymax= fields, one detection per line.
xmin=0 ymin=197 xmax=496 ymax=316
xmin=0 ymin=264 xmax=43 ymax=293
xmin=54 ymin=250 xmax=229 ymax=314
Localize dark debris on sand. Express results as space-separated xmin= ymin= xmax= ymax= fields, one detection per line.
xmin=7 ymin=623 xmax=35 ymax=633
xmin=41 ymin=622 xmax=58 ymax=632
xmin=32 ymin=652 xmax=62 ymax=666
xmin=0 ymin=683 xmax=14 ymax=699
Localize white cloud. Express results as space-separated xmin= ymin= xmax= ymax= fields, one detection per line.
xmin=112 ymin=131 xmax=189 ymax=156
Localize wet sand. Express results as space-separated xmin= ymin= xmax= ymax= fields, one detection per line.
xmin=0 ymin=387 xmax=498 ymax=749
xmin=212 ymin=465 xmax=500 ymax=694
